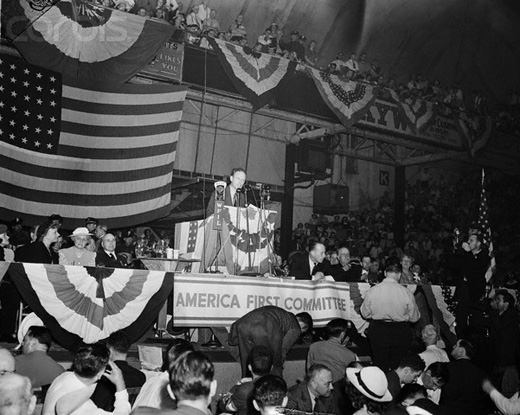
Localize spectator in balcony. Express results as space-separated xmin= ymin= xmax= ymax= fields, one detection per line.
xmin=444 ymin=84 xmax=465 ymax=111
xmin=196 ymin=0 xmax=210 ymax=23
xmin=258 ymin=27 xmax=273 ymax=53
xmin=229 ymin=14 xmax=247 ymax=43
xmin=186 ymin=5 xmax=203 ymax=31
xmin=281 ymin=30 xmax=305 ymax=61
xmin=137 ymin=7 xmax=147 ymax=17
xmin=203 ymin=8 xmax=220 ymax=32
xmin=269 ymin=23 xmax=282 ymax=50
xmin=199 ymin=28 xmax=215 ymax=49
xmin=345 ymin=52 xmax=359 ymax=80
xmin=357 ymin=52 xmax=370 ymax=80
xmin=186 ymin=24 xmax=201 ymax=45
xmin=331 ymin=52 xmax=346 ymax=74
xmin=114 ymin=0 xmax=134 ymax=12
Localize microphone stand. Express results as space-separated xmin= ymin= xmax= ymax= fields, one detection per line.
xmin=260 ymin=185 xmax=274 ymax=276
xmin=234 ymin=188 xmax=242 ymax=275
xmin=244 ymin=186 xmax=253 ymax=272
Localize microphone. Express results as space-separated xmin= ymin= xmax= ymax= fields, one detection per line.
xmin=243 ymin=183 xmax=252 ymax=192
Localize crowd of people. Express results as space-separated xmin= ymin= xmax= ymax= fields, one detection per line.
xmin=1 ymin=286 xmax=520 ymax=415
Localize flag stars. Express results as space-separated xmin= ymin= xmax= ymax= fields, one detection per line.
xmin=22 ymin=124 xmax=29 ymax=131
xmin=23 ymin=68 xmax=30 ymax=75
xmin=21 ymin=137 xmax=27 ymax=144
xmin=11 ymin=91 xmax=17 ymax=97
xmin=36 ymin=73 xmax=42 ymax=79
xmin=49 ymin=76 xmax=56 ymax=82
xmin=37 ymin=114 xmax=43 ymax=120
xmin=50 ymin=101 xmax=56 ymax=107
xmin=36 ymin=98 xmax=43 ymax=105
xmin=36 ymin=85 xmax=43 ymax=92
xmin=9 ymin=120 xmax=15 ymax=126
xmin=50 ymin=88 xmax=56 ymax=94
xmin=35 ymin=127 xmax=41 ymax=134
xmin=0 ymin=72 xmax=3 ymax=78
xmin=0 ymin=86 xmax=4 ymax=92
xmin=10 ymin=64 xmax=16 ymax=70
xmin=9 ymin=133 xmax=15 ymax=140
xmin=34 ymin=141 xmax=41 ymax=147
xmin=23 ymin=81 xmax=29 ymax=87
xmin=47 ymin=143 xmax=53 ymax=149
xmin=24 ymin=95 xmax=30 ymax=101
xmin=11 ymin=106 xmax=17 ymax=112
xmin=0 ymin=101 xmax=4 ymax=108
xmin=47 ymin=129 xmax=54 ymax=135
xmin=10 ymin=77 xmax=16 ymax=83
xmin=50 ymin=117 xmax=56 ymax=123
xmin=24 ymin=110 xmax=30 ymax=116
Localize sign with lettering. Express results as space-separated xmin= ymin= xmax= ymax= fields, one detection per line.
xmin=141 ymin=41 xmax=184 ymax=82
xmin=357 ymin=99 xmax=464 ymax=150
xmin=173 ymin=274 xmax=351 ymax=326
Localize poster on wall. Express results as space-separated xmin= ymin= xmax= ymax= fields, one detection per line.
xmin=141 ymin=39 xmax=184 ymax=82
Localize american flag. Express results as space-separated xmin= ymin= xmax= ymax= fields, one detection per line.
xmin=478 ymin=168 xmax=496 ymax=281
xmin=0 ymin=52 xmax=187 ymax=228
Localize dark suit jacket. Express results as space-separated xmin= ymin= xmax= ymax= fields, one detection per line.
xmin=328 ymin=263 xmax=363 ymax=282
xmin=206 ymin=186 xmax=247 ymax=216
xmin=15 ymin=241 xmax=56 ymax=264
xmin=96 ymin=249 xmax=126 ymax=268
xmin=439 ymin=359 xmax=490 ymax=415
xmin=287 ymin=381 xmax=336 ymax=414
xmin=90 ymin=360 xmax=146 ymax=411
xmin=289 ymin=252 xmax=329 ymax=280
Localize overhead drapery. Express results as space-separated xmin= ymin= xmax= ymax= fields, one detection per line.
xmin=208 ymin=38 xmax=296 ymax=111
xmin=389 ymin=90 xmax=438 ymax=134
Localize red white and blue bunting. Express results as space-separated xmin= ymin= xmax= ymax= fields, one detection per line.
xmin=208 ymin=38 xmax=296 ymax=111
xmin=7 ymin=262 xmax=173 ymax=350
xmin=390 ymin=90 xmax=438 ymax=134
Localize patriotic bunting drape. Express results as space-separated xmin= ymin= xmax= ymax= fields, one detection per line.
xmin=458 ymin=113 xmax=492 ymax=157
xmin=306 ymin=68 xmax=379 ymax=128
xmin=1 ymin=0 xmax=175 ymax=84
xmin=7 ymin=262 xmax=174 ymax=350
xmin=208 ymin=38 xmax=296 ymax=111
xmin=389 ymin=90 xmax=438 ymax=134
xmin=0 ymin=54 xmax=187 ymax=228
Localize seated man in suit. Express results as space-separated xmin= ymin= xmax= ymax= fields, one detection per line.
xmin=287 ymin=364 xmax=336 ymax=413
xmin=206 ymin=167 xmax=247 ymax=216
xmin=328 ymin=246 xmax=363 ymax=282
xmin=96 ymin=233 xmax=126 ymax=268
xmin=289 ymin=242 xmax=328 ymax=280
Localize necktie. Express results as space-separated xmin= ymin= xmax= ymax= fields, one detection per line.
xmin=312 ymin=262 xmax=318 ymax=274
xmin=111 ymin=253 xmax=117 ymax=260
xmin=233 ymin=193 xmax=238 ymax=207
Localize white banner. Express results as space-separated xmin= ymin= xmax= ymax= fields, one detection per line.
xmin=173 ymin=274 xmax=351 ymax=327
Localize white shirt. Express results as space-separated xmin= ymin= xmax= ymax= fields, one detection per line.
xmin=419 ymin=344 xmax=450 ymax=369
xmin=43 ymin=371 xmax=130 ymax=415
xmin=490 ymin=389 xmax=520 ymax=415
xmin=132 ymin=371 xmax=172 ymax=410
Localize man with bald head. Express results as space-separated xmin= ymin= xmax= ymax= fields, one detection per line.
xmin=329 ymin=246 xmax=362 ymax=282
xmin=0 ymin=373 xmax=36 ymax=415
xmin=0 ymin=347 xmax=15 ymax=375
xmin=96 ymin=233 xmax=126 ymax=268
xmin=289 ymin=242 xmax=328 ymax=280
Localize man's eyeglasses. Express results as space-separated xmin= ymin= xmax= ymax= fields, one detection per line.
xmin=0 ymin=369 xmax=15 ymax=376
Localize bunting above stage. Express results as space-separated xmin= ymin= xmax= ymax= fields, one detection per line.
xmin=306 ymin=67 xmax=379 ymax=128
xmin=208 ymin=38 xmax=296 ymax=111
xmin=7 ymin=262 xmax=173 ymax=350
xmin=389 ymin=90 xmax=438 ymax=134
xmin=1 ymin=0 xmax=175 ymax=84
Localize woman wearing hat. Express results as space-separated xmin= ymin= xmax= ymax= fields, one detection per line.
xmin=59 ymin=227 xmax=96 ymax=266
xmin=345 ymin=366 xmax=393 ymax=414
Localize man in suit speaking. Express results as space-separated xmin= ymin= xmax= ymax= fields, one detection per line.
xmin=206 ymin=167 xmax=247 ymax=216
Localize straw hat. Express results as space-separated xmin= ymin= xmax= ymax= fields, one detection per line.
xmin=346 ymin=366 xmax=393 ymax=403
xmin=70 ymin=227 xmax=93 ymax=237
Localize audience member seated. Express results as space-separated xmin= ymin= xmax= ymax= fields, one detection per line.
xmin=0 ymin=347 xmax=15 ymax=375
xmin=0 ymin=373 xmax=36 ymax=415
xmin=42 ymin=343 xmax=130 ymax=415
xmin=280 ymin=31 xmax=305 ymax=61
xmin=91 ymin=330 xmax=145 ymax=411
xmin=15 ymin=220 xmax=60 ymax=264
xmin=304 ymin=40 xmax=318 ymax=68
xmin=328 ymin=246 xmax=362 ymax=282
xmin=289 ymin=242 xmax=328 ymax=280
xmin=229 ymin=14 xmax=247 ymax=43
xmin=165 ymin=350 xmax=215 ymax=415
xmin=286 ymin=364 xmax=336 ymax=413
xmin=15 ymin=326 xmax=64 ymax=389
xmin=399 ymin=254 xmax=416 ymax=284
xmin=195 ymin=0 xmax=210 ymax=23
xmin=344 ymin=366 xmax=392 ymax=414
xmin=345 ymin=52 xmax=359 ymax=79
xmin=97 ymin=233 xmax=128 ymax=268
xmin=186 ymin=6 xmax=203 ymax=31
xmin=252 ymin=375 xmax=287 ymax=415
xmin=203 ymin=9 xmax=220 ymax=32
xmin=307 ymin=318 xmax=358 ymax=383
xmin=418 ymin=325 xmax=449 ymax=368
xmin=132 ymin=339 xmax=193 ymax=410
xmin=385 ymin=354 xmax=425 ymax=400
xmin=219 ymin=345 xmax=273 ymax=415
xmin=439 ymin=339 xmax=490 ymax=415
xmin=59 ymin=227 xmax=96 ymax=266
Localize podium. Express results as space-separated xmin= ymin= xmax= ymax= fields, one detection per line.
xmin=175 ymin=205 xmax=277 ymax=275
